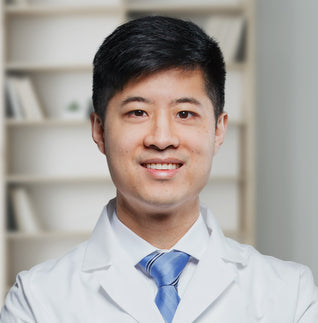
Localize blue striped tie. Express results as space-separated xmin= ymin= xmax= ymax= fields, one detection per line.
xmin=139 ymin=250 xmax=190 ymax=323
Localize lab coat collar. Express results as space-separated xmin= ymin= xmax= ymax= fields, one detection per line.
xmin=82 ymin=199 xmax=164 ymax=323
xmin=82 ymin=200 xmax=249 ymax=323
xmin=173 ymin=204 xmax=249 ymax=323
xmin=82 ymin=200 xmax=248 ymax=271
xmin=200 ymin=203 xmax=249 ymax=266
xmin=82 ymin=200 xmax=117 ymax=271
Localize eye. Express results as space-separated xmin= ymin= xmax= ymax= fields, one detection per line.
xmin=127 ymin=110 xmax=147 ymax=117
xmin=177 ymin=111 xmax=192 ymax=119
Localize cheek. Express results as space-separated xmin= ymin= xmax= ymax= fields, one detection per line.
xmin=105 ymin=128 xmax=141 ymax=164
xmin=184 ymin=129 xmax=214 ymax=181
xmin=185 ymin=128 xmax=214 ymax=155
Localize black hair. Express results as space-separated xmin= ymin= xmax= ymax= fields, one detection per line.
xmin=92 ymin=16 xmax=226 ymax=123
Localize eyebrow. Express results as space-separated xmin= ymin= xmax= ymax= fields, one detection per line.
xmin=121 ymin=96 xmax=152 ymax=107
xmin=172 ymin=97 xmax=202 ymax=106
xmin=120 ymin=96 xmax=202 ymax=107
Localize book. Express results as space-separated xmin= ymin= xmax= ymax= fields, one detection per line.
xmin=8 ymin=0 xmax=29 ymax=5
xmin=14 ymin=76 xmax=45 ymax=121
xmin=206 ymin=16 xmax=245 ymax=63
xmin=5 ymin=75 xmax=44 ymax=121
xmin=225 ymin=16 xmax=245 ymax=62
xmin=10 ymin=187 xmax=41 ymax=233
xmin=5 ymin=77 xmax=24 ymax=120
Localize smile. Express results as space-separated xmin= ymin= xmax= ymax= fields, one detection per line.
xmin=142 ymin=163 xmax=182 ymax=170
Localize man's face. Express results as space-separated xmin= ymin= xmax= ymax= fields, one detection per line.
xmin=91 ymin=68 xmax=227 ymax=214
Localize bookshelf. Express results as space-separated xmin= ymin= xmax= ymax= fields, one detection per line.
xmin=0 ymin=0 xmax=255 ymax=301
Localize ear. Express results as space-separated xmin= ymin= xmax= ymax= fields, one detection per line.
xmin=214 ymin=112 xmax=228 ymax=155
xmin=90 ymin=112 xmax=106 ymax=155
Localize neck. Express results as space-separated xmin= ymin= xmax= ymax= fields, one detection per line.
xmin=115 ymin=195 xmax=200 ymax=249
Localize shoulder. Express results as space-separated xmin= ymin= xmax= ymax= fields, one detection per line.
xmin=20 ymin=240 xmax=88 ymax=290
xmin=224 ymin=237 xmax=318 ymax=319
xmin=1 ymin=241 xmax=89 ymax=321
xmin=9 ymin=241 xmax=88 ymax=305
xmin=203 ymin=204 xmax=317 ymax=310
xmin=239 ymin=240 xmax=314 ymax=283
xmin=225 ymin=237 xmax=314 ymax=285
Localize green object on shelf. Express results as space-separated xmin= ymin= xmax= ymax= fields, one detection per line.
xmin=66 ymin=101 xmax=80 ymax=112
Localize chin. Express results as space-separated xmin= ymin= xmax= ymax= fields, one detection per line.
xmin=139 ymin=193 xmax=198 ymax=212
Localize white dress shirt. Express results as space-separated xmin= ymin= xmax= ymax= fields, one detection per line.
xmin=110 ymin=210 xmax=210 ymax=297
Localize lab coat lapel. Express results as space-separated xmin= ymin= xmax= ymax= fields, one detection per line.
xmin=173 ymin=205 xmax=248 ymax=323
xmin=82 ymin=200 xmax=163 ymax=323
xmin=99 ymin=260 xmax=163 ymax=323
xmin=173 ymin=235 xmax=237 ymax=323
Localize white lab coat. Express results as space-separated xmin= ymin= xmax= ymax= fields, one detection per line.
xmin=1 ymin=199 xmax=318 ymax=322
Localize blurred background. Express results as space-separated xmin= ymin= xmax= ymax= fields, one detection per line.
xmin=0 ymin=0 xmax=317 ymax=302
xmin=256 ymin=0 xmax=318 ymax=282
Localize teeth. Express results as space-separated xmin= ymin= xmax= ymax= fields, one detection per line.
xmin=146 ymin=163 xmax=179 ymax=170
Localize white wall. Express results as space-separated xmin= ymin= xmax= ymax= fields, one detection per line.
xmin=256 ymin=0 xmax=318 ymax=282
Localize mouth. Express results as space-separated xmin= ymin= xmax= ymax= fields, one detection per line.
xmin=141 ymin=163 xmax=183 ymax=170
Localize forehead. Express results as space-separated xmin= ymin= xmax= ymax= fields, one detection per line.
xmin=113 ymin=67 xmax=210 ymax=102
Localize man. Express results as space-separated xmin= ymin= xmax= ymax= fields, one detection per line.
xmin=1 ymin=16 xmax=317 ymax=323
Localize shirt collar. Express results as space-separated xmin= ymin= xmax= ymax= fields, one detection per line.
xmin=110 ymin=210 xmax=156 ymax=265
xmin=111 ymin=209 xmax=210 ymax=265
xmin=172 ymin=214 xmax=209 ymax=261
xmin=200 ymin=203 xmax=249 ymax=266
xmin=82 ymin=199 xmax=249 ymax=272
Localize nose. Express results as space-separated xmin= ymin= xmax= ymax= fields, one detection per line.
xmin=143 ymin=112 xmax=179 ymax=151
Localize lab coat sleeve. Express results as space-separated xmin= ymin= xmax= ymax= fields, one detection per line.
xmin=0 ymin=272 xmax=38 ymax=323
xmin=295 ymin=265 xmax=318 ymax=322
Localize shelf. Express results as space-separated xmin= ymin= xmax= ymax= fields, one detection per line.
xmin=1 ymin=0 xmax=255 ymax=303
xmin=6 ymin=230 xmax=91 ymax=240
xmin=5 ymin=174 xmax=241 ymax=185
xmin=6 ymin=229 xmax=239 ymax=241
xmin=6 ymin=174 xmax=111 ymax=184
xmin=224 ymin=229 xmax=247 ymax=242
xmin=5 ymin=62 xmax=244 ymax=73
xmin=5 ymin=4 xmax=124 ymax=16
xmin=227 ymin=119 xmax=246 ymax=127
xmin=209 ymin=175 xmax=243 ymax=183
xmin=5 ymin=119 xmax=91 ymax=127
xmin=6 ymin=62 xmax=93 ymax=73
xmin=226 ymin=62 xmax=246 ymax=70
xmin=126 ymin=2 xmax=245 ymax=14
xmin=5 ymin=118 xmax=245 ymax=127
xmin=5 ymin=2 xmax=245 ymax=16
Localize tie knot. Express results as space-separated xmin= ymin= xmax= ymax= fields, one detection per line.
xmin=139 ymin=250 xmax=190 ymax=287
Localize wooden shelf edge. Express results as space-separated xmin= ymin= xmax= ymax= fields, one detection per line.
xmin=209 ymin=175 xmax=243 ymax=183
xmin=6 ymin=229 xmax=245 ymax=241
xmin=5 ymin=119 xmax=91 ymax=127
xmin=5 ymin=62 xmax=244 ymax=73
xmin=5 ymin=4 xmax=124 ymax=16
xmin=6 ymin=174 xmax=111 ymax=184
xmin=226 ymin=62 xmax=246 ymax=70
xmin=224 ymin=229 xmax=248 ymax=242
xmin=5 ymin=2 xmax=245 ymax=16
xmin=126 ymin=2 xmax=245 ymax=14
xmin=6 ymin=62 xmax=92 ymax=72
xmin=6 ymin=230 xmax=91 ymax=240
xmin=5 ymin=174 xmax=241 ymax=184
xmin=5 ymin=118 xmax=245 ymax=127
